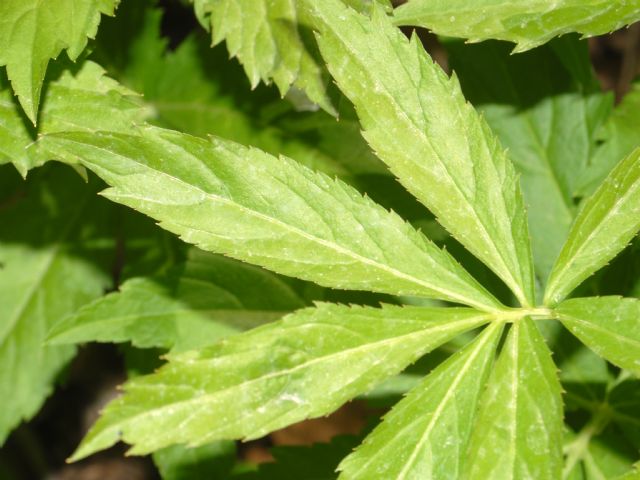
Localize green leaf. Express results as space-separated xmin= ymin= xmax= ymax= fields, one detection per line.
xmin=577 ymin=81 xmax=640 ymax=197
xmin=545 ymin=147 xmax=640 ymax=305
xmin=305 ymin=0 xmax=535 ymax=306
xmin=0 ymin=61 xmax=145 ymax=176
xmin=539 ymin=320 xmax=610 ymax=412
xmin=0 ymin=165 xmax=113 ymax=442
xmin=39 ymin=126 xmax=501 ymax=311
xmin=338 ymin=321 xmax=503 ymax=479
xmin=234 ymin=435 xmax=360 ymax=480
xmin=193 ymin=0 xmax=335 ymax=115
xmin=153 ymin=441 xmax=236 ymax=480
xmin=445 ymin=37 xmax=612 ymax=283
xmin=615 ymin=464 xmax=640 ymax=480
xmin=464 ymin=317 xmax=563 ymax=479
xmin=0 ymin=0 xmax=119 ymax=123
xmin=91 ymin=3 xmax=384 ymax=179
xmin=564 ymin=424 xmax=640 ymax=480
xmin=69 ymin=304 xmax=492 ymax=459
xmin=48 ymin=249 xmax=306 ymax=352
xmin=556 ymin=297 xmax=640 ymax=376
xmin=393 ymin=0 xmax=640 ymax=53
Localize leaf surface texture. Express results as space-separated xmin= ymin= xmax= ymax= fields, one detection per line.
xmin=40 ymin=126 xmax=501 ymax=310
xmin=306 ymin=0 xmax=535 ymax=306
xmin=70 ymin=304 xmax=491 ymax=458
xmin=464 ymin=317 xmax=564 ymax=479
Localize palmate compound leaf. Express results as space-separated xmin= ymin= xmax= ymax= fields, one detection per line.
xmin=393 ymin=0 xmax=640 ymax=53
xmin=192 ymin=0 xmax=335 ymax=115
xmin=463 ymin=317 xmax=564 ymax=479
xmin=338 ymin=321 xmax=503 ymax=479
xmin=556 ymin=297 xmax=640 ymax=376
xmin=0 ymin=60 xmax=145 ymax=176
xmin=48 ymin=249 xmax=307 ymax=352
xmin=38 ymin=126 xmax=502 ymax=311
xmin=68 ymin=304 xmax=493 ymax=460
xmin=0 ymin=0 xmax=120 ymax=123
xmin=0 ymin=165 xmax=114 ymax=442
xmin=304 ymin=0 xmax=536 ymax=307
xmin=545 ymin=147 xmax=640 ymax=305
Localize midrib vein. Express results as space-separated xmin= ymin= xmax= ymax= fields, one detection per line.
xmin=102 ymin=315 xmax=489 ymax=432
xmin=72 ymin=139 xmax=500 ymax=312
xmin=320 ymin=16 xmax=527 ymax=305
xmin=395 ymin=322 xmax=500 ymax=479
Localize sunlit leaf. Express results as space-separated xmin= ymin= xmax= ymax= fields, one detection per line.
xmin=393 ymin=0 xmax=640 ymax=53
xmin=39 ymin=126 xmax=501 ymax=310
xmin=464 ymin=317 xmax=563 ymax=479
xmin=0 ymin=61 xmax=144 ymax=176
xmin=69 ymin=304 xmax=491 ymax=459
xmin=338 ymin=322 xmax=502 ymax=479
xmin=545 ymin=147 xmax=640 ymax=305
xmin=556 ymin=297 xmax=640 ymax=376
xmin=305 ymin=0 xmax=536 ymax=306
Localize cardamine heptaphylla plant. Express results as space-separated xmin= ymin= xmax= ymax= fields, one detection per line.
xmin=1 ymin=0 xmax=640 ymax=478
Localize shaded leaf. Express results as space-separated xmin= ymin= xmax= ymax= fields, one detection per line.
xmin=305 ymin=0 xmax=535 ymax=306
xmin=393 ymin=0 xmax=640 ymax=53
xmin=153 ymin=441 xmax=236 ymax=480
xmin=564 ymin=424 xmax=640 ymax=480
xmin=49 ymin=249 xmax=306 ymax=352
xmin=234 ymin=436 xmax=360 ymax=480
xmin=69 ymin=304 xmax=492 ymax=459
xmin=338 ymin=322 xmax=502 ymax=479
xmin=464 ymin=317 xmax=563 ymax=479
xmin=577 ymin=81 xmax=640 ymax=197
xmin=545 ymin=147 xmax=640 ymax=305
xmin=0 ymin=165 xmax=114 ymax=442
